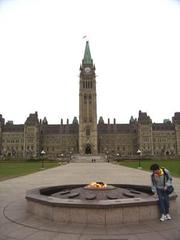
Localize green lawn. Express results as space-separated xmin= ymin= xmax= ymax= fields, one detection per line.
xmin=118 ymin=159 xmax=180 ymax=177
xmin=0 ymin=160 xmax=61 ymax=181
xmin=1 ymin=159 xmax=180 ymax=182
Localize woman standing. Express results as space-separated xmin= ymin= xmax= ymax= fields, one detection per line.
xmin=150 ymin=163 xmax=173 ymax=221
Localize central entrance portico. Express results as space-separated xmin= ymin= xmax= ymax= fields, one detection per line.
xmin=85 ymin=144 xmax=91 ymax=154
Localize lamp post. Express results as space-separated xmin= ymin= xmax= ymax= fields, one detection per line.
xmin=69 ymin=152 xmax=72 ymax=162
xmin=106 ymin=151 xmax=109 ymax=162
xmin=61 ymin=153 xmax=64 ymax=164
xmin=41 ymin=150 xmax=46 ymax=169
xmin=137 ymin=149 xmax=142 ymax=169
xmin=116 ymin=153 xmax=120 ymax=161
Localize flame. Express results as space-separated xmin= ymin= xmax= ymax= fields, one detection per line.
xmin=86 ymin=182 xmax=107 ymax=189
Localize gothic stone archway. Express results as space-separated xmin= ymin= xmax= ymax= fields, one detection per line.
xmin=85 ymin=144 xmax=91 ymax=154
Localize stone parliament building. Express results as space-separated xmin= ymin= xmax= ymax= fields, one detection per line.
xmin=1 ymin=41 xmax=180 ymax=159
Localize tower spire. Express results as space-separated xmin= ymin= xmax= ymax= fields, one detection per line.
xmin=82 ymin=41 xmax=93 ymax=65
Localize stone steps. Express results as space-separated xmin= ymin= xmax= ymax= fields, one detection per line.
xmin=71 ymin=155 xmax=106 ymax=163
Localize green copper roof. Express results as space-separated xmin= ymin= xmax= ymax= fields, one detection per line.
xmin=82 ymin=41 xmax=93 ymax=65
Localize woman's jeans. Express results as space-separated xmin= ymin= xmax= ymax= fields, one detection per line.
xmin=157 ymin=188 xmax=169 ymax=215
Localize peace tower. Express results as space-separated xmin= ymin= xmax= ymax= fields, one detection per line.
xmin=79 ymin=41 xmax=97 ymax=154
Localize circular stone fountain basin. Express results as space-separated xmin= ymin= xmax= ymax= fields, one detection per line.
xmin=26 ymin=184 xmax=177 ymax=224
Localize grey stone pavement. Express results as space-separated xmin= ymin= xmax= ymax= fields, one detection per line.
xmin=0 ymin=157 xmax=180 ymax=240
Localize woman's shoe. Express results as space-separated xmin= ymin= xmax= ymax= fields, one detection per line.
xmin=166 ymin=214 xmax=172 ymax=220
xmin=160 ymin=214 xmax=166 ymax=221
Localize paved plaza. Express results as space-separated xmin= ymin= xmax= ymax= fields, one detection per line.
xmin=0 ymin=157 xmax=180 ymax=240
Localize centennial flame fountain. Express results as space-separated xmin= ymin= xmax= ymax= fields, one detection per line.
xmin=26 ymin=182 xmax=177 ymax=224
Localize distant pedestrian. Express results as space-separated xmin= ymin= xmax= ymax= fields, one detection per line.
xmin=150 ymin=163 xmax=173 ymax=221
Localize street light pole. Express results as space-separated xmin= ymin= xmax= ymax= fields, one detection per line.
xmin=69 ymin=152 xmax=72 ymax=162
xmin=137 ymin=149 xmax=142 ymax=169
xmin=41 ymin=150 xmax=46 ymax=169
xmin=106 ymin=151 xmax=109 ymax=162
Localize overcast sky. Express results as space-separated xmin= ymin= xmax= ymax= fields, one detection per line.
xmin=0 ymin=0 xmax=180 ymax=124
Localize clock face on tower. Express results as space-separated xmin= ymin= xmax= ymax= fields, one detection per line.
xmin=84 ymin=67 xmax=91 ymax=73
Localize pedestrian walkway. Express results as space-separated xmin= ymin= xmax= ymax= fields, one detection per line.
xmin=0 ymin=159 xmax=180 ymax=240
